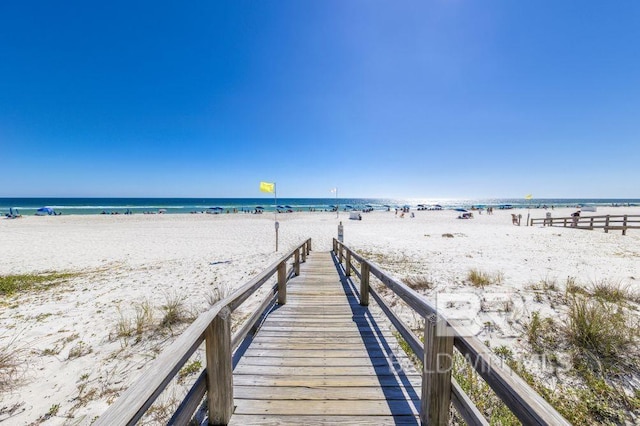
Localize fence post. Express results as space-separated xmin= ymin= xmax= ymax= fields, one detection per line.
xmin=294 ymin=249 xmax=300 ymax=276
xmin=345 ymin=250 xmax=351 ymax=277
xmin=278 ymin=261 xmax=287 ymax=305
xmin=421 ymin=314 xmax=454 ymax=426
xmin=205 ymin=307 xmax=233 ymax=425
xmin=333 ymin=239 xmax=337 ymax=255
xmin=301 ymin=243 xmax=307 ymax=263
xmin=590 ymin=217 xmax=594 ymax=229
xmin=360 ymin=262 xmax=370 ymax=306
xmin=307 ymin=239 xmax=312 ymax=253
xmin=605 ymin=215 xmax=610 ymax=233
xmin=339 ymin=244 xmax=343 ymax=264
xmin=623 ymin=215 xmax=628 ymax=236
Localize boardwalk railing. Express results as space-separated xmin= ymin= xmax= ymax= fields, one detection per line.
xmin=333 ymin=238 xmax=570 ymax=426
xmin=530 ymin=214 xmax=640 ymax=235
xmin=95 ymin=239 xmax=312 ymax=426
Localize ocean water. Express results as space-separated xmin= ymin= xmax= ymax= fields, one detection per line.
xmin=1 ymin=198 xmax=639 ymax=216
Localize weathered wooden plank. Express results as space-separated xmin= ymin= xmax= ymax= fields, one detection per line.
xmin=233 ymin=374 xmax=422 ymax=388
xmin=234 ymin=385 xmax=420 ymax=401
xmin=233 ymin=365 xmax=413 ymax=376
xmin=261 ymin=317 xmax=389 ymax=325
xmin=236 ymin=356 xmax=412 ymax=367
xmin=228 ymin=414 xmax=419 ymax=425
xmin=239 ymin=348 xmax=408 ymax=359
xmin=233 ymin=399 xmax=420 ymax=416
xmin=254 ymin=330 xmax=395 ymax=338
xmin=255 ymin=326 xmax=386 ymax=333
xmin=249 ymin=337 xmax=396 ymax=346
xmin=243 ymin=341 xmax=399 ymax=350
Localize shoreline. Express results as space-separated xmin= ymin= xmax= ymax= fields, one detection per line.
xmin=2 ymin=197 xmax=640 ymax=217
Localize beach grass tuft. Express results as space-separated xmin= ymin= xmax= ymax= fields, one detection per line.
xmin=523 ymin=311 xmax=559 ymax=354
xmin=161 ymin=293 xmax=187 ymax=328
xmin=565 ymin=296 xmax=639 ymax=370
xmin=0 ymin=334 xmax=24 ymax=392
xmin=589 ymin=279 xmax=638 ymax=304
xmin=134 ymin=300 xmax=154 ymax=338
xmin=403 ymin=275 xmax=435 ymax=290
xmin=467 ymin=268 xmax=502 ymax=288
xmin=206 ymin=284 xmax=232 ymax=306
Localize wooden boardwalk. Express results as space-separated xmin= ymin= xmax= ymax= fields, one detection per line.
xmin=229 ymin=251 xmax=422 ymax=425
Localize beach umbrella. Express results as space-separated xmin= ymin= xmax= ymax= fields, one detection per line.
xmin=454 ymin=208 xmax=468 ymax=212
xmin=255 ymin=206 xmax=264 ymax=210
xmin=36 ymin=207 xmax=54 ymax=216
xmin=285 ymin=205 xmax=293 ymax=209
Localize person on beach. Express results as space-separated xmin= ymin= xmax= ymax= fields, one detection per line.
xmin=571 ymin=210 xmax=580 ymax=227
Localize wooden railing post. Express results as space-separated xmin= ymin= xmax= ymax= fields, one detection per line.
xmin=301 ymin=244 xmax=307 ymax=262
xmin=307 ymin=239 xmax=312 ymax=253
xmin=333 ymin=239 xmax=337 ymax=255
xmin=339 ymin=245 xmax=343 ymax=264
xmin=623 ymin=215 xmax=628 ymax=235
xmin=421 ymin=314 xmax=454 ymax=425
xmin=345 ymin=250 xmax=351 ymax=277
xmin=294 ymin=249 xmax=300 ymax=276
xmin=277 ymin=261 xmax=287 ymax=305
xmin=360 ymin=261 xmax=370 ymax=306
xmin=590 ymin=217 xmax=594 ymax=229
xmin=605 ymin=215 xmax=610 ymax=233
xmin=205 ymin=307 xmax=233 ymax=425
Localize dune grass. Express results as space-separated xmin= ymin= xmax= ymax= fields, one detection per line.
xmin=0 ymin=334 xmax=24 ymax=392
xmin=589 ymin=279 xmax=639 ymax=304
xmin=403 ymin=275 xmax=435 ymax=291
xmin=467 ymin=268 xmax=503 ymax=288
xmin=565 ymin=296 xmax=639 ymax=370
xmin=0 ymin=272 xmax=79 ymax=296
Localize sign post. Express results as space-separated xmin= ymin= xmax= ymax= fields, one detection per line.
xmin=338 ymin=221 xmax=344 ymax=243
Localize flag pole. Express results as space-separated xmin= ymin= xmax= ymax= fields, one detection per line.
xmin=336 ymin=187 xmax=339 ymax=219
xmin=274 ymin=183 xmax=278 ymax=252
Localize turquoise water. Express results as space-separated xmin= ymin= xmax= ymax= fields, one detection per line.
xmin=1 ymin=198 xmax=639 ymax=216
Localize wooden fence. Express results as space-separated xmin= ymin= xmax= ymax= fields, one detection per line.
xmin=333 ymin=239 xmax=569 ymax=426
xmin=530 ymin=214 xmax=640 ymax=235
xmin=95 ymin=239 xmax=311 ymax=426
xmin=97 ymin=237 xmax=568 ymax=425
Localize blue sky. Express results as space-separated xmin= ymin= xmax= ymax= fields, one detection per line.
xmin=1 ymin=1 xmax=638 ymax=198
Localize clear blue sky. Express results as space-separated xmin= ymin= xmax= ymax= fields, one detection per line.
xmin=1 ymin=1 xmax=638 ymax=198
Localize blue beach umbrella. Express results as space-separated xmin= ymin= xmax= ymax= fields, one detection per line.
xmin=454 ymin=208 xmax=468 ymax=212
xmin=36 ymin=207 xmax=54 ymax=215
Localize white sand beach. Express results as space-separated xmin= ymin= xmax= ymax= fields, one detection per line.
xmin=1 ymin=207 xmax=639 ymax=424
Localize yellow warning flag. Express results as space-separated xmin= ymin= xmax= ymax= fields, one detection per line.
xmin=260 ymin=181 xmax=275 ymax=193
xmin=525 ymin=194 xmax=533 ymax=200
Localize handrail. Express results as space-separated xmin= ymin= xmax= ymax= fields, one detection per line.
xmin=333 ymin=238 xmax=569 ymax=426
xmin=96 ymin=238 xmax=312 ymax=426
xmin=530 ymin=214 xmax=639 ymax=235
